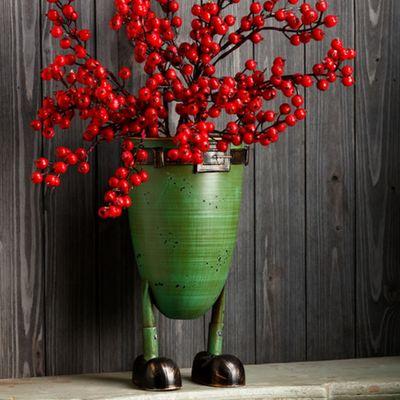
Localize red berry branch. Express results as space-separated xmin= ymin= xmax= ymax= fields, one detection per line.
xmin=31 ymin=0 xmax=355 ymax=219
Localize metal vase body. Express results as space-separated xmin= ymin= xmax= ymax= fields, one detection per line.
xmin=128 ymin=140 xmax=244 ymax=320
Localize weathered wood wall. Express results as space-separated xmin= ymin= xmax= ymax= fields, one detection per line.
xmin=0 ymin=0 xmax=399 ymax=379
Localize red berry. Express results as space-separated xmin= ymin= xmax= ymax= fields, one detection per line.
xmin=290 ymin=35 xmax=301 ymax=46
xmin=169 ymin=0 xmax=179 ymax=13
xmin=115 ymin=167 xmax=129 ymax=179
xmin=110 ymin=15 xmax=123 ymax=31
xmin=45 ymin=174 xmax=60 ymax=187
xmin=292 ymin=95 xmax=304 ymax=107
xmin=250 ymin=2 xmax=262 ymax=14
xmin=225 ymin=15 xmax=236 ymax=26
xmin=119 ymin=67 xmax=132 ymax=80
xmin=78 ymin=29 xmax=91 ymax=41
xmin=250 ymin=32 xmax=262 ymax=44
xmin=229 ymin=33 xmax=242 ymax=44
xmin=280 ymin=103 xmax=291 ymax=115
xmin=295 ymin=108 xmax=307 ymax=120
xmin=245 ymin=59 xmax=257 ymax=70
xmin=130 ymin=173 xmax=142 ymax=186
xmin=342 ymin=76 xmax=355 ymax=87
xmin=60 ymin=38 xmax=71 ymax=49
xmin=136 ymin=149 xmax=149 ymax=163
xmin=47 ymin=9 xmax=59 ymax=22
xmin=243 ymin=132 xmax=254 ymax=144
xmin=108 ymin=205 xmax=122 ymax=218
xmin=78 ymin=162 xmax=90 ymax=174
xmin=75 ymin=148 xmax=88 ymax=161
xmin=139 ymin=170 xmax=149 ymax=183
xmin=171 ymin=16 xmax=182 ymax=27
xmin=62 ymin=4 xmax=75 ymax=18
xmin=98 ymin=207 xmax=109 ymax=219
xmin=301 ymin=75 xmax=313 ymax=87
xmin=66 ymin=153 xmax=78 ymax=165
xmin=316 ymin=1 xmax=328 ymax=12
xmin=317 ymin=79 xmax=330 ymax=91
xmin=50 ymin=25 xmax=63 ymax=38
xmin=167 ymin=149 xmax=179 ymax=161
xmin=217 ymin=141 xmax=229 ymax=152
xmin=31 ymin=120 xmax=42 ymax=131
xmin=123 ymin=196 xmax=133 ymax=208
xmin=56 ymin=146 xmax=70 ymax=159
xmin=275 ymin=9 xmax=286 ymax=21
xmin=312 ymin=28 xmax=325 ymax=41
xmin=42 ymin=127 xmax=55 ymax=139
xmin=341 ymin=65 xmax=354 ymax=77
xmin=35 ymin=157 xmax=49 ymax=170
xmin=331 ymin=38 xmax=343 ymax=50
xmin=285 ymin=114 xmax=297 ymax=126
xmin=104 ymin=190 xmax=117 ymax=203
xmin=271 ymin=64 xmax=284 ymax=76
xmin=264 ymin=110 xmax=276 ymax=122
xmin=53 ymin=161 xmax=68 ymax=174
xmin=324 ymin=15 xmax=338 ymax=28
xmin=264 ymin=1 xmax=274 ymax=12
xmin=108 ymin=177 xmax=119 ymax=188
xmin=31 ymin=172 xmax=43 ymax=184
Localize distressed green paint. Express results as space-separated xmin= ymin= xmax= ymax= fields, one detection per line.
xmin=143 ymin=327 xmax=158 ymax=361
xmin=128 ymin=139 xmax=244 ymax=320
xmin=208 ymin=288 xmax=226 ymax=355
xmin=141 ymin=281 xmax=159 ymax=360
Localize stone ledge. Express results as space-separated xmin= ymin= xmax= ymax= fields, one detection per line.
xmin=1 ymin=357 xmax=399 ymax=400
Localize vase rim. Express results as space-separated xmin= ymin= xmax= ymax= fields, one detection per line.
xmin=132 ymin=136 xmax=222 ymax=141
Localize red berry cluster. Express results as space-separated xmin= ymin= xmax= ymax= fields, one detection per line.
xmin=31 ymin=0 xmax=355 ymax=219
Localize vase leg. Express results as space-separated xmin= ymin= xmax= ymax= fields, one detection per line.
xmin=132 ymin=280 xmax=182 ymax=391
xmin=191 ymin=287 xmax=246 ymax=387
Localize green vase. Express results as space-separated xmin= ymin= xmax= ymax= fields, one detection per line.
xmin=128 ymin=139 xmax=244 ymax=320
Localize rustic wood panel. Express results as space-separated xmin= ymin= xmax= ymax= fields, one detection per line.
xmin=355 ymin=0 xmax=400 ymax=357
xmin=42 ymin=0 xmax=100 ymax=375
xmin=255 ymin=28 xmax=306 ymax=363
xmin=0 ymin=0 xmax=44 ymax=379
xmin=208 ymin=1 xmax=256 ymax=365
xmin=305 ymin=1 xmax=356 ymax=360
xmin=1 ymin=0 xmax=400 ymax=380
xmin=95 ymin=0 xmax=140 ymax=373
xmin=155 ymin=1 xmax=206 ymax=369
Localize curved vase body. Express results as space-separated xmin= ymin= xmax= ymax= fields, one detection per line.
xmin=128 ymin=140 xmax=244 ymax=320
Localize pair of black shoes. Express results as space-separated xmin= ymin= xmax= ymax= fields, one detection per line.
xmin=132 ymin=351 xmax=245 ymax=391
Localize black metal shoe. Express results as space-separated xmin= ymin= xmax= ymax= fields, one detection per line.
xmin=132 ymin=355 xmax=182 ymax=391
xmin=191 ymin=351 xmax=246 ymax=387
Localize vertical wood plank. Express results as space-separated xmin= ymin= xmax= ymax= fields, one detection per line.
xmin=255 ymin=27 xmax=306 ymax=363
xmin=306 ymin=1 xmax=356 ymax=360
xmin=43 ymin=0 xmax=100 ymax=375
xmin=156 ymin=0 xmax=206 ymax=368
xmin=2 ymin=0 xmax=399 ymax=378
xmin=213 ymin=1 xmax=256 ymax=365
xmin=95 ymin=0 xmax=141 ymax=373
xmin=355 ymin=0 xmax=400 ymax=357
xmin=0 ymin=0 xmax=45 ymax=379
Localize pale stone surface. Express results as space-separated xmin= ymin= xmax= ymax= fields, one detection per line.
xmin=0 ymin=357 xmax=399 ymax=400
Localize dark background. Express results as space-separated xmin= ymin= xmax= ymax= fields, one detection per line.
xmin=1 ymin=0 xmax=399 ymax=379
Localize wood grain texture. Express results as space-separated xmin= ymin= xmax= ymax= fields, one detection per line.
xmin=216 ymin=1 xmax=256 ymax=365
xmin=255 ymin=29 xmax=306 ymax=363
xmin=2 ymin=0 xmax=400 ymax=380
xmin=95 ymin=0 xmax=140 ymax=373
xmin=306 ymin=2 xmax=356 ymax=360
xmin=155 ymin=0 xmax=206 ymax=368
xmin=42 ymin=0 xmax=99 ymax=375
xmin=0 ymin=0 xmax=44 ymax=379
xmin=355 ymin=0 xmax=400 ymax=357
